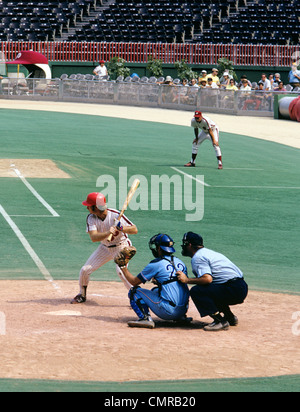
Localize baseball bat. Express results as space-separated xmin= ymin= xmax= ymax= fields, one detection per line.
xmin=107 ymin=178 xmax=140 ymax=242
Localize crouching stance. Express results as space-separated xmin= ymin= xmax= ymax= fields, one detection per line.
xmin=114 ymin=234 xmax=191 ymax=329
xmin=177 ymin=232 xmax=248 ymax=331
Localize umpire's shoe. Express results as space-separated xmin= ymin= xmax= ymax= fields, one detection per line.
xmin=128 ymin=317 xmax=155 ymax=329
xmin=203 ymin=320 xmax=230 ymax=331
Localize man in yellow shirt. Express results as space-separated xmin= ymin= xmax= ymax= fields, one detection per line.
xmin=207 ymin=68 xmax=220 ymax=86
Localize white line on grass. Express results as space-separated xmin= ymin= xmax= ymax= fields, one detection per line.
xmin=11 ymin=166 xmax=59 ymax=217
xmin=170 ymin=167 xmax=211 ymax=187
xmin=0 ymin=204 xmax=61 ymax=292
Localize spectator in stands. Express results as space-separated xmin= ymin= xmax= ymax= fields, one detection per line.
xmin=206 ymin=77 xmax=219 ymax=90
xmin=221 ymin=78 xmax=238 ymax=108
xmin=219 ymin=72 xmax=231 ymax=89
xmin=190 ymin=78 xmax=199 ymax=88
xmin=239 ymin=79 xmax=252 ymax=109
xmin=207 ymin=68 xmax=220 ymax=86
xmin=206 ymin=77 xmax=219 ymax=106
xmin=176 ymin=78 xmax=190 ymax=104
xmin=199 ymin=79 xmax=207 ymax=88
xmin=272 ymin=73 xmax=281 ymax=89
xmin=93 ymin=60 xmax=108 ymax=77
xmin=268 ymin=73 xmax=274 ymax=89
xmin=288 ymin=63 xmax=300 ymax=89
xmin=198 ymin=70 xmax=208 ymax=84
xmin=238 ymin=75 xmax=251 ymax=89
xmin=242 ymin=81 xmax=271 ymax=111
xmin=259 ymin=73 xmax=271 ymax=91
xmin=161 ymin=76 xmax=175 ymax=103
xmin=242 ymin=81 xmax=264 ymax=110
xmin=185 ymin=78 xmax=199 ymax=105
xmin=226 ymin=78 xmax=238 ymax=91
xmin=273 ymin=81 xmax=287 ymax=92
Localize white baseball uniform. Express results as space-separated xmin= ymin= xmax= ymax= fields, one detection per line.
xmin=191 ymin=115 xmax=221 ymax=157
xmin=79 ymin=208 xmax=135 ymax=292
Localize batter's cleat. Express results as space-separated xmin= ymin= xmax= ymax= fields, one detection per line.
xmin=218 ymin=163 xmax=223 ymax=169
xmin=203 ymin=320 xmax=230 ymax=331
xmin=70 ymin=294 xmax=86 ymax=304
xmin=184 ymin=162 xmax=195 ymax=167
xmin=128 ymin=318 xmax=155 ymax=329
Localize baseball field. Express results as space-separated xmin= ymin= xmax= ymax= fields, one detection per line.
xmin=0 ymin=100 xmax=299 ymax=392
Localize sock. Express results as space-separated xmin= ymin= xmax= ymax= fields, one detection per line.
xmin=217 ymin=155 xmax=222 ymax=165
xmin=211 ymin=312 xmax=224 ymax=323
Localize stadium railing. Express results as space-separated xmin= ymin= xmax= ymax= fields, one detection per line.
xmin=1 ymin=76 xmax=299 ymax=117
xmin=0 ymin=41 xmax=299 ymax=66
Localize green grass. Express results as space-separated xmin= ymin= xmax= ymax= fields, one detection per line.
xmin=0 ymin=108 xmax=299 ymax=392
xmin=0 ymin=109 xmax=299 ymax=293
xmin=0 ymin=375 xmax=299 ymax=392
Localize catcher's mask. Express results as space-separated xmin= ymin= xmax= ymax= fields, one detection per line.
xmin=149 ymin=233 xmax=175 ymax=257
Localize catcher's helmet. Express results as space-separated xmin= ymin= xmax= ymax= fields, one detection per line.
xmin=149 ymin=233 xmax=175 ymax=257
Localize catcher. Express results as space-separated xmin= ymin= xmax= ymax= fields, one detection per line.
xmin=114 ymin=233 xmax=191 ymax=329
xmin=71 ymin=192 xmax=138 ymax=304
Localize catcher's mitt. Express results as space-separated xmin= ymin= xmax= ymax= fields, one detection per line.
xmin=114 ymin=246 xmax=137 ymax=268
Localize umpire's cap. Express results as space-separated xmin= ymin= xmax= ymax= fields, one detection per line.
xmin=182 ymin=232 xmax=203 ymax=246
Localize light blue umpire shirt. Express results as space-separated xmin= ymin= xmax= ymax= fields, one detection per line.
xmin=191 ymin=247 xmax=244 ymax=284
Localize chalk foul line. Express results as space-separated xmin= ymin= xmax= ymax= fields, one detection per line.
xmin=11 ymin=166 xmax=59 ymax=217
xmin=170 ymin=167 xmax=211 ymax=187
xmin=0 ymin=204 xmax=61 ymax=292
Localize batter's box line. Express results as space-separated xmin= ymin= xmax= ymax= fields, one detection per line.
xmin=0 ymin=204 xmax=61 ymax=293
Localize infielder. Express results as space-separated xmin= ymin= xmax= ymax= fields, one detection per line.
xmin=184 ymin=110 xmax=223 ymax=169
xmin=116 ymin=234 xmax=191 ymax=329
xmin=71 ymin=192 xmax=138 ymax=304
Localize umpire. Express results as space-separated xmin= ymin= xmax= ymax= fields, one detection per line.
xmin=176 ymin=232 xmax=248 ymax=331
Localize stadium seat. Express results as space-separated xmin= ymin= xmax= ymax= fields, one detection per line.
xmin=0 ymin=0 xmax=298 ymax=44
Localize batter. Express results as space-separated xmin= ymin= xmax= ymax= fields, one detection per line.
xmin=71 ymin=192 xmax=138 ymax=304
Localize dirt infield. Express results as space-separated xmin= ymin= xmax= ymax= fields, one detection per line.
xmin=0 ymin=159 xmax=70 ymax=178
xmin=0 ymin=280 xmax=299 ymax=382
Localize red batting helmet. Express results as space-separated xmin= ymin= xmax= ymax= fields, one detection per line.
xmin=82 ymin=192 xmax=107 ymax=210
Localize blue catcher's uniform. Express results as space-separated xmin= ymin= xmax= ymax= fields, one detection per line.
xmin=130 ymin=255 xmax=190 ymax=321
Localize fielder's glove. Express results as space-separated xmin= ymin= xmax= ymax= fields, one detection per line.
xmin=114 ymin=246 xmax=137 ymax=268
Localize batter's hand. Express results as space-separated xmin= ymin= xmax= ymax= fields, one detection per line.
xmin=109 ymin=226 xmax=120 ymax=237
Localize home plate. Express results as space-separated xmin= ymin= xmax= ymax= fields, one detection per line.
xmin=46 ymin=310 xmax=82 ymax=316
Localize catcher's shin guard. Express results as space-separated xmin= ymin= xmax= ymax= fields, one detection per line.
xmin=128 ymin=287 xmax=150 ymax=320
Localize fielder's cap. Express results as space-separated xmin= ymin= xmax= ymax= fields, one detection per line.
xmin=212 ymin=68 xmax=218 ymax=72
xmin=194 ymin=110 xmax=202 ymax=118
xmin=165 ymin=75 xmax=172 ymax=81
xmin=82 ymin=192 xmax=107 ymax=210
xmin=201 ymin=69 xmax=207 ymax=73
xmin=99 ymin=60 xmax=105 ymax=64
xmin=182 ymin=232 xmax=203 ymax=246
xmin=223 ymin=71 xmax=229 ymax=76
